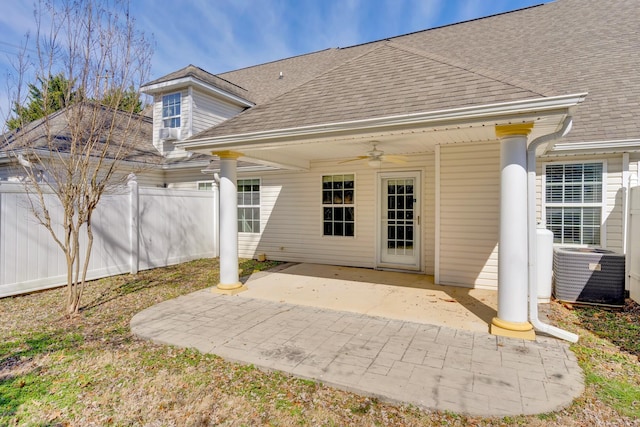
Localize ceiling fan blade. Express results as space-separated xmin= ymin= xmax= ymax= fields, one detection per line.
xmin=338 ymin=156 xmax=368 ymax=164
xmin=383 ymin=155 xmax=407 ymax=164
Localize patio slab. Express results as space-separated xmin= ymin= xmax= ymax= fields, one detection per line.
xmin=240 ymin=263 xmax=498 ymax=333
xmin=130 ymin=263 xmax=584 ymax=417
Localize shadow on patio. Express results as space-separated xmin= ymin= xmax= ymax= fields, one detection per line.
xmin=240 ymin=263 xmax=497 ymax=333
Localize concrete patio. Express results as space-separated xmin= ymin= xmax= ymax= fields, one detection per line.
xmin=239 ymin=263 xmax=498 ymax=333
xmin=131 ymin=263 xmax=584 ymax=417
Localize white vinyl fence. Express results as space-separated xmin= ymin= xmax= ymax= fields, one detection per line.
xmin=0 ymin=181 xmax=215 ymax=297
xmin=629 ymin=186 xmax=640 ymax=303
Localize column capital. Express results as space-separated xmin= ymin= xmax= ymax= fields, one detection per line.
xmin=495 ymin=123 xmax=534 ymax=139
xmin=213 ymin=150 xmax=243 ymax=160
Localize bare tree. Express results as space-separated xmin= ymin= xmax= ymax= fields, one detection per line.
xmin=2 ymin=0 xmax=153 ymax=316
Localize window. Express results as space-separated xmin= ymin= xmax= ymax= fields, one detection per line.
xmin=238 ymin=179 xmax=260 ymax=233
xmin=544 ymin=162 xmax=604 ymax=245
xmin=322 ymin=174 xmax=355 ymax=237
xmin=197 ymin=181 xmax=213 ymax=191
xmin=162 ymin=93 xmax=181 ymax=128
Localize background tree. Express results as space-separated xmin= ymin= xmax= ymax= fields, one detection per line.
xmin=1 ymin=0 xmax=153 ymax=316
xmin=101 ymin=85 xmax=143 ymax=113
xmin=6 ymin=74 xmax=80 ymax=130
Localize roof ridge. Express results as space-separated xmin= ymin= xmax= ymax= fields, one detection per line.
xmin=218 ymin=48 xmax=338 ymax=76
xmin=385 ymin=40 xmax=552 ymax=97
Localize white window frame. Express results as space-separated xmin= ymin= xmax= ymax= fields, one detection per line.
xmin=162 ymin=92 xmax=181 ymax=128
xmin=197 ymin=181 xmax=214 ymax=191
xmin=321 ymin=173 xmax=356 ymax=238
xmin=238 ymin=178 xmax=260 ymax=234
xmin=542 ymin=160 xmax=607 ymax=246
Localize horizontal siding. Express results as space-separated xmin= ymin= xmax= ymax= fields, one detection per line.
xmin=152 ymin=89 xmax=188 ymax=155
xmin=238 ymin=154 xmax=434 ymax=272
xmin=439 ymin=141 xmax=500 ymax=289
xmin=191 ymin=88 xmax=244 ymax=135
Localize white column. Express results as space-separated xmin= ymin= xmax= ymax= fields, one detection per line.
xmin=214 ymin=151 xmax=247 ymax=294
xmin=212 ymin=174 xmax=220 ymax=258
xmin=128 ymin=173 xmax=139 ymax=275
xmin=491 ymin=124 xmax=535 ymax=340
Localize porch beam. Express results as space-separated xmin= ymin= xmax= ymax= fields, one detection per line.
xmin=213 ymin=151 xmax=247 ymax=294
xmin=491 ymin=123 xmax=535 ymax=340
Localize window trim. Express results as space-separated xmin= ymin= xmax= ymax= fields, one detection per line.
xmin=321 ymin=173 xmax=356 ymax=238
xmin=237 ymin=177 xmax=261 ymax=234
xmin=161 ymin=92 xmax=181 ymax=128
xmin=542 ymin=160 xmax=607 ymax=246
xmin=197 ymin=180 xmax=214 ymax=191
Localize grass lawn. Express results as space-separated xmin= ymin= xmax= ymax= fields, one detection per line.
xmin=1 ymin=258 xmax=639 ymax=426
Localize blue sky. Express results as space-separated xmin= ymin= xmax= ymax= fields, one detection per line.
xmin=0 ymin=0 xmax=550 ymax=117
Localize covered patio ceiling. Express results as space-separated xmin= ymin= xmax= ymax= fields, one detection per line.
xmin=179 ymin=93 xmax=587 ymax=171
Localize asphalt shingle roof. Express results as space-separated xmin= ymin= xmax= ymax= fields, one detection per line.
xmin=2 ymin=104 xmax=160 ymax=164
xmin=146 ymin=0 xmax=639 ymax=145
xmin=143 ymin=64 xmax=252 ymax=103
xmin=195 ymin=41 xmax=546 ymax=139
xmin=390 ymin=0 xmax=640 ymax=143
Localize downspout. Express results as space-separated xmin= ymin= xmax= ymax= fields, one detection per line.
xmin=527 ymin=117 xmax=579 ymax=343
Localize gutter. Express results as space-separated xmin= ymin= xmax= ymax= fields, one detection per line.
xmin=527 ymin=116 xmax=579 ymax=343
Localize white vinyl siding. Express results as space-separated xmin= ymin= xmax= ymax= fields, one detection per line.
xmin=238 ymin=162 xmax=374 ymax=265
xmin=236 ymin=154 xmax=434 ymax=273
xmin=152 ymin=89 xmax=187 ymax=155
xmin=438 ymin=141 xmax=500 ymax=289
xmin=191 ymin=88 xmax=245 ymax=136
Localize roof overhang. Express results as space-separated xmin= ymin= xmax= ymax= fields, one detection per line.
xmin=140 ymin=76 xmax=254 ymax=108
xmin=156 ymin=93 xmax=586 ymax=171
xmin=542 ymin=138 xmax=640 ymax=157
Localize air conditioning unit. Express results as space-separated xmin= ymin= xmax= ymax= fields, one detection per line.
xmin=553 ymin=247 xmax=625 ymax=307
xmin=159 ymin=127 xmax=181 ymax=141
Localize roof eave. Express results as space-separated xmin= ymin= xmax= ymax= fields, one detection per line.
xmin=140 ymin=76 xmax=254 ymax=108
xmin=179 ymin=92 xmax=588 ymax=152
xmin=543 ymin=138 xmax=640 ymax=156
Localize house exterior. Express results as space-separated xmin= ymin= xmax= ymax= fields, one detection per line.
xmin=0 ymin=102 xmax=226 ymax=188
xmin=138 ymin=0 xmax=638 ymax=339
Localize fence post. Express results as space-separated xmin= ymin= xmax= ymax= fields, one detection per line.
xmin=128 ymin=174 xmax=139 ymax=274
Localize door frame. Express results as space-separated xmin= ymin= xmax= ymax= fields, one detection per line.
xmin=375 ymin=170 xmax=422 ymax=271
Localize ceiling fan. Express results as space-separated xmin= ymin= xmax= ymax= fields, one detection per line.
xmin=339 ymin=143 xmax=407 ymax=167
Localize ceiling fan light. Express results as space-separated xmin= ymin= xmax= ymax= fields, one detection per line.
xmin=368 ymin=158 xmax=382 ymax=168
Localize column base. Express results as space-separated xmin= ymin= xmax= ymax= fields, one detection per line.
xmin=212 ymin=282 xmax=248 ymax=295
xmin=490 ymin=317 xmax=536 ymax=340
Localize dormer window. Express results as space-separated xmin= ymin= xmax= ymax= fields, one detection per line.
xmin=162 ymin=93 xmax=181 ymax=128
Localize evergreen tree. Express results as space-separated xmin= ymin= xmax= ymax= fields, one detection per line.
xmin=7 ymin=74 xmax=79 ymax=130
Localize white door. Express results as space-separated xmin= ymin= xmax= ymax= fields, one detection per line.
xmin=379 ymin=171 xmax=421 ymax=270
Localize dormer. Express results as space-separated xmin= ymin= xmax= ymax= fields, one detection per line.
xmin=140 ymin=65 xmax=254 ymax=158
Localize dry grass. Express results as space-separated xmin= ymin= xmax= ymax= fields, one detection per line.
xmin=1 ymin=258 xmax=639 ymax=426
